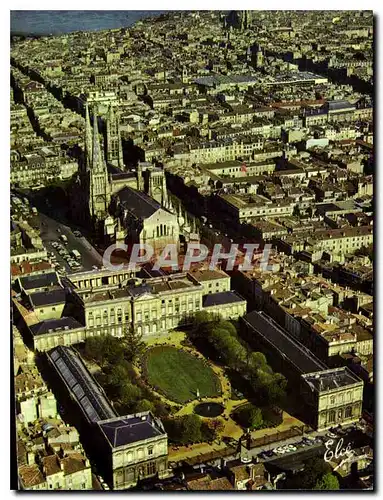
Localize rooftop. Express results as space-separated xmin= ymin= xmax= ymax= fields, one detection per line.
xmin=18 ymin=464 xmax=46 ymax=488
xmin=18 ymin=271 xmax=59 ymax=290
xmin=302 ymin=367 xmax=362 ymax=392
xmin=98 ymin=412 xmax=166 ymax=449
xmin=203 ymin=290 xmax=245 ymax=307
xmin=188 ymin=268 xmax=229 ymax=282
xmin=47 ymin=346 xmax=116 ymax=424
xmin=29 ymin=317 xmax=84 ymax=337
xmin=29 ymin=289 xmax=67 ymax=308
xmin=116 ymin=186 xmax=163 ymax=219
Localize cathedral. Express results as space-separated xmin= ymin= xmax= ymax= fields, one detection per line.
xmin=74 ymin=101 xmax=191 ymax=255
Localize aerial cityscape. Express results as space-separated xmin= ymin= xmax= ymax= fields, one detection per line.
xmin=10 ymin=10 xmax=373 ymax=491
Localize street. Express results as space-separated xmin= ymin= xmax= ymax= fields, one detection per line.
xmin=38 ymin=212 xmax=103 ymax=274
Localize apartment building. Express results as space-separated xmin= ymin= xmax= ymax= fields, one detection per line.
xmin=217 ymin=193 xmax=295 ymax=223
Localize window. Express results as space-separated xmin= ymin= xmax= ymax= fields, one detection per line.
xmin=329 ymin=410 xmax=336 ymax=423
xmin=330 ymin=396 xmax=335 ymax=405
xmin=148 ymin=447 xmax=153 ymax=456
xmin=147 ymin=462 xmax=156 ymax=475
xmin=345 ymin=406 xmax=352 ymax=418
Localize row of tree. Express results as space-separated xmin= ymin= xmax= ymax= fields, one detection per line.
xmin=189 ymin=312 xmax=287 ymax=407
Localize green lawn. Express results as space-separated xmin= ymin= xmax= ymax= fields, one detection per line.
xmin=143 ymin=346 xmax=221 ymax=404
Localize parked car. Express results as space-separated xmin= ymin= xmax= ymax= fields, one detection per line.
xmin=326 ymin=432 xmax=338 ymax=439
xmin=302 ymin=438 xmax=315 ymax=446
xmin=275 ymin=447 xmax=286 ymax=455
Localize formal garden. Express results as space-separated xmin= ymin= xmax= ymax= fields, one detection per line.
xmin=80 ymin=313 xmax=290 ymax=446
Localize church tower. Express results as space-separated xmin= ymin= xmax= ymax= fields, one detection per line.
xmin=89 ymin=107 xmax=111 ymax=222
xmin=255 ymin=46 xmax=264 ymax=69
xmin=148 ymin=168 xmax=168 ymax=207
xmin=106 ymin=103 xmax=123 ymax=168
xmin=181 ymin=66 xmax=188 ymax=84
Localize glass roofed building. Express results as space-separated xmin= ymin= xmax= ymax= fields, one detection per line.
xmin=47 ymin=346 xmax=168 ymax=489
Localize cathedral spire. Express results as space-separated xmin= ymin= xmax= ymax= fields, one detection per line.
xmin=92 ymin=106 xmax=104 ymax=173
xmin=85 ymin=101 xmax=92 ymax=170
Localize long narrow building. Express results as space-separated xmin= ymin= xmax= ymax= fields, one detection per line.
xmin=242 ymin=311 xmax=364 ymax=431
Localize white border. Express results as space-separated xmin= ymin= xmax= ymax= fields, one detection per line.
xmin=3 ymin=3 xmax=379 ymax=498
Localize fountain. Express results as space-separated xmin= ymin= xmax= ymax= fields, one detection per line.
xmin=194 ymin=402 xmax=224 ymax=418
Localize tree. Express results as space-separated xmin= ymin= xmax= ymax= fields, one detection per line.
xmin=190 ymin=311 xmax=218 ymax=339
xmin=248 ymin=352 xmax=268 ymax=371
xmin=209 ymin=328 xmax=232 ymax=347
xmin=163 ymin=414 xmax=203 ymax=445
xmin=105 ymin=364 xmax=129 ymax=392
xmin=181 ymin=414 xmax=202 ymax=444
xmin=219 ymin=321 xmax=238 ymax=338
xmin=120 ymin=381 xmax=141 ymax=400
xmin=154 ymin=401 xmax=169 ymax=418
xmin=298 ymin=458 xmax=332 ymax=490
xmin=103 ymin=336 xmax=125 ymax=365
xmin=84 ymin=337 xmax=107 ymax=366
xmin=135 ymin=399 xmax=154 ymax=413
xmin=314 ymin=473 xmax=340 ymax=490
xmin=248 ymin=407 xmax=263 ymax=430
xmin=266 ymin=373 xmax=287 ymax=406
xmin=125 ymin=325 xmax=145 ymax=362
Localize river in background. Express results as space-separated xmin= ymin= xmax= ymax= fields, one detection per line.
xmin=11 ymin=10 xmax=165 ymax=36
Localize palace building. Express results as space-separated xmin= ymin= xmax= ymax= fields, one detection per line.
xmin=14 ymin=268 xmax=247 ymax=351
